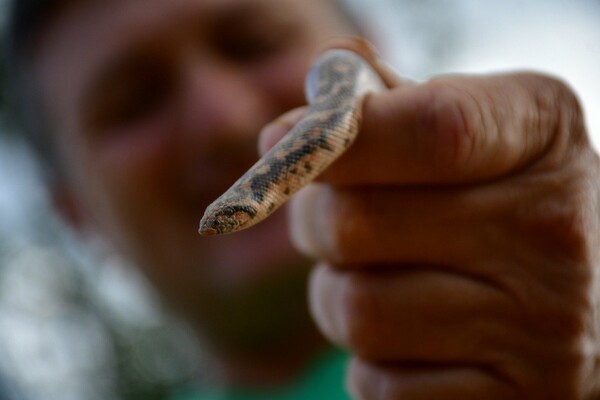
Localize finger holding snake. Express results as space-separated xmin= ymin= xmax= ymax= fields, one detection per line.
xmin=265 ymin=39 xmax=600 ymax=399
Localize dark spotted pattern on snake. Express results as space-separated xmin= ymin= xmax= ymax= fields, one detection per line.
xmin=199 ymin=49 xmax=386 ymax=235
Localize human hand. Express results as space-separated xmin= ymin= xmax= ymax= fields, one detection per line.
xmin=265 ymin=39 xmax=600 ymax=399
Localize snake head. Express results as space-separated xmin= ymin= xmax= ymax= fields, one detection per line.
xmin=198 ymin=204 xmax=257 ymax=235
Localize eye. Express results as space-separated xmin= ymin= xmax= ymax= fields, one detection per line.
xmin=211 ymin=14 xmax=300 ymax=64
xmin=101 ymin=68 xmax=171 ymax=127
xmin=219 ymin=31 xmax=287 ymax=63
xmin=84 ymin=58 xmax=174 ymax=131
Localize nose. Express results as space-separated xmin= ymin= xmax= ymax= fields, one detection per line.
xmin=176 ymin=55 xmax=271 ymax=151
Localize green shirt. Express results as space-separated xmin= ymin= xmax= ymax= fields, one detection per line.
xmin=172 ymin=349 xmax=351 ymax=400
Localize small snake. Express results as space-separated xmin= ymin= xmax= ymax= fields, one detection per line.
xmin=199 ymin=49 xmax=386 ymax=236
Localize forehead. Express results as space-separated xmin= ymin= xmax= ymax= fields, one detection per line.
xmin=39 ymin=0 xmax=305 ymax=53
xmin=33 ymin=0 xmax=328 ymax=116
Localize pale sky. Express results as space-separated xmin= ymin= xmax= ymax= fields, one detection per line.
xmin=360 ymin=0 xmax=600 ymax=149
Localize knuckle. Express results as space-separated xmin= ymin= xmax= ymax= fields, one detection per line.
xmin=510 ymin=175 xmax=596 ymax=339
xmin=515 ymin=188 xmax=591 ymax=270
xmin=519 ymin=73 xmax=587 ymax=150
xmin=527 ymin=73 xmax=581 ymax=114
xmin=538 ymin=279 xmax=591 ymax=345
xmin=532 ymin=177 xmax=593 ymax=263
xmin=418 ymin=79 xmax=480 ymax=174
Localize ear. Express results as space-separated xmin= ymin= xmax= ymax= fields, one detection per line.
xmin=50 ymin=182 xmax=85 ymax=229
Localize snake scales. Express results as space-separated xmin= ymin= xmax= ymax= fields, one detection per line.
xmin=199 ymin=49 xmax=386 ymax=236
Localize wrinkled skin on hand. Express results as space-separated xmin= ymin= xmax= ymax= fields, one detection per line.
xmin=263 ymin=39 xmax=600 ymax=399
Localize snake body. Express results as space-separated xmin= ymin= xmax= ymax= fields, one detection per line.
xmin=199 ymin=49 xmax=385 ymax=236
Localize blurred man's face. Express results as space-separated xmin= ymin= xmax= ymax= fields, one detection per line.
xmin=32 ymin=0 xmax=355 ymax=345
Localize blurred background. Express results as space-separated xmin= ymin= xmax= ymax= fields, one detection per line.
xmin=0 ymin=0 xmax=598 ymax=399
